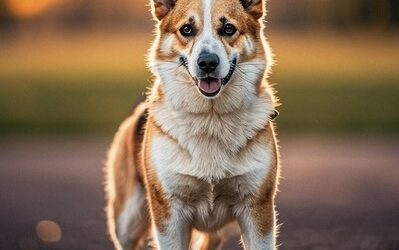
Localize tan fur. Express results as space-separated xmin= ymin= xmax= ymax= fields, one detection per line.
xmin=141 ymin=119 xmax=171 ymax=233
xmin=106 ymin=0 xmax=280 ymax=249
xmin=249 ymin=124 xmax=279 ymax=236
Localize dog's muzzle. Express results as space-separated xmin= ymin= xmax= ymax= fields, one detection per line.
xmin=180 ymin=56 xmax=237 ymax=97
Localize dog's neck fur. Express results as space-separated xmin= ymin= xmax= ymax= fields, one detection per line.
xmin=147 ymin=77 xmax=275 ymax=180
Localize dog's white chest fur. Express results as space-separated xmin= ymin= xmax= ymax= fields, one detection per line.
xmin=148 ymin=93 xmax=275 ymax=229
xmin=150 ymin=94 xmax=274 ymax=180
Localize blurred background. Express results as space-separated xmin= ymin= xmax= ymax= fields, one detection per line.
xmin=0 ymin=0 xmax=398 ymax=249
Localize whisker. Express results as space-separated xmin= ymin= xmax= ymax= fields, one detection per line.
xmin=238 ymin=62 xmax=265 ymax=65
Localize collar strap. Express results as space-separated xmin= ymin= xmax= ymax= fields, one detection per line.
xmin=269 ymin=110 xmax=279 ymax=120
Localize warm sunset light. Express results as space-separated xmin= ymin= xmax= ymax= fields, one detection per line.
xmin=0 ymin=0 xmax=398 ymax=249
xmin=5 ymin=0 xmax=57 ymax=19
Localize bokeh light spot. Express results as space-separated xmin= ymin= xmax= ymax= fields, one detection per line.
xmin=35 ymin=220 xmax=62 ymax=243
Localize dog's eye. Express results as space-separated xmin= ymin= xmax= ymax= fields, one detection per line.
xmin=222 ymin=23 xmax=237 ymax=36
xmin=179 ymin=24 xmax=194 ymax=37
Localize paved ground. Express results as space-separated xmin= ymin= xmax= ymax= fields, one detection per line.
xmin=0 ymin=135 xmax=398 ymax=250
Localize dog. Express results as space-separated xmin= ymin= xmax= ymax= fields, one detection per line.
xmin=105 ymin=0 xmax=280 ymax=249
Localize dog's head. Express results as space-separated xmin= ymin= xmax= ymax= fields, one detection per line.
xmin=149 ymin=0 xmax=271 ymax=112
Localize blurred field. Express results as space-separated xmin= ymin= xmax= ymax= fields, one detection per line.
xmin=0 ymin=31 xmax=398 ymax=135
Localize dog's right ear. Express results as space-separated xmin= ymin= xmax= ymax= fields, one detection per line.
xmin=150 ymin=0 xmax=176 ymax=21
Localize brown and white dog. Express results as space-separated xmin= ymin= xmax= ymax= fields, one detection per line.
xmin=105 ymin=0 xmax=280 ymax=249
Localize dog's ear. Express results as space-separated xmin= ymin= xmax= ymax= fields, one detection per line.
xmin=240 ymin=0 xmax=265 ymax=19
xmin=150 ymin=0 xmax=176 ymax=21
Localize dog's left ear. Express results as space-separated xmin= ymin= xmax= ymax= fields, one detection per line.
xmin=240 ymin=0 xmax=265 ymax=19
xmin=150 ymin=0 xmax=176 ymax=21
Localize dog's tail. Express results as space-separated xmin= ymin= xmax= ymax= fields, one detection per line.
xmin=104 ymin=100 xmax=148 ymax=250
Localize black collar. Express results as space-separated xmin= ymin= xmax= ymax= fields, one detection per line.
xmin=269 ymin=110 xmax=279 ymax=120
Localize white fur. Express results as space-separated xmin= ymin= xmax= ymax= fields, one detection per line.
xmin=151 ymin=94 xmax=273 ymax=181
xmin=203 ymin=0 xmax=213 ymax=38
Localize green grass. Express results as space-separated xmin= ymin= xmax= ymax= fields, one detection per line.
xmin=0 ymin=73 xmax=147 ymax=134
xmin=1 ymin=73 xmax=398 ymax=135
xmin=1 ymin=32 xmax=398 ymax=135
xmin=277 ymin=79 xmax=399 ymax=134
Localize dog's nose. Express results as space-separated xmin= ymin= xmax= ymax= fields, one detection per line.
xmin=197 ymin=53 xmax=220 ymax=73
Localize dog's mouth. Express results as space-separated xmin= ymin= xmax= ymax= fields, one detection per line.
xmin=197 ymin=77 xmax=221 ymax=97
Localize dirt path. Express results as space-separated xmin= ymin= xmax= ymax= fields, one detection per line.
xmin=0 ymin=135 xmax=398 ymax=250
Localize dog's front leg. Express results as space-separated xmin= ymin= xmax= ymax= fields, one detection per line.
xmin=237 ymin=202 xmax=277 ymax=250
xmin=152 ymin=206 xmax=191 ymax=250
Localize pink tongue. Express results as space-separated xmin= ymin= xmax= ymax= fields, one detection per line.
xmin=198 ymin=78 xmax=221 ymax=94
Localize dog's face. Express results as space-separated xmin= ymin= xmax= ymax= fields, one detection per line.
xmin=149 ymin=0 xmax=270 ymax=112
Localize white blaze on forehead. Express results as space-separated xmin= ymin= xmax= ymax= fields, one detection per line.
xmin=202 ymin=0 xmax=213 ymax=42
